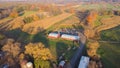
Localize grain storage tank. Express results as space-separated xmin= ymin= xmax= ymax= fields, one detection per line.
xmin=26 ymin=62 xmax=33 ymax=68
xmin=78 ymin=56 xmax=90 ymax=68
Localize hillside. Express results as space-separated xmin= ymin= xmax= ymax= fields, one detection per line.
xmin=95 ymin=16 xmax=120 ymax=33
xmin=97 ymin=25 xmax=120 ymax=68
xmin=22 ymin=13 xmax=73 ymax=34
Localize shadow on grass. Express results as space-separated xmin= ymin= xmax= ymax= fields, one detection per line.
xmin=97 ymin=42 xmax=120 ymax=68
xmin=56 ymin=41 xmax=68 ymax=58
xmin=3 ymin=28 xmax=49 ymax=47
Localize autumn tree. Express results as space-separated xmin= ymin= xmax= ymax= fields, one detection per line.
xmin=87 ymin=41 xmax=100 ymax=57
xmin=84 ymin=29 xmax=96 ymax=38
xmin=9 ymin=11 xmax=18 ymax=18
xmin=25 ymin=43 xmax=52 ymax=68
xmin=76 ymin=10 xmax=89 ymax=24
xmin=33 ymin=15 xmax=40 ymax=21
xmin=87 ymin=11 xmax=98 ymax=27
xmin=2 ymin=39 xmax=21 ymax=58
xmin=1 ymin=39 xmax=22 ymax=68
xmin=25 ymin=43 xmax=52 ymax=60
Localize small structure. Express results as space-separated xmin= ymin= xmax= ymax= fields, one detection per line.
xmin=26 ymin=62 xmax=33 ymax=68
xmin=20 ymin=60 xmax=33 ymax=68
xmin=61 ymin=34 xmax=80 ymax=41
xmin=78 ymin=56 xmax=90 ymax=68
xmin=48 ymin=32 xmax=60 ymax=38
xmin=59 ymin=60 xmax=65 ymax=68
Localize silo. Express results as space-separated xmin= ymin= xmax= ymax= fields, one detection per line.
xmin=26 ymin=62 xmax=33 ymax=68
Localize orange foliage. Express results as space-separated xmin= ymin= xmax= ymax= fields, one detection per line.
xmin=33 ymin=15 xmax=39 ymax=21
xmin=68 ymin=8 xmax=75 ymax=13
xmin=84 ymin=29 xmax=95 ymax=38
xmin=25 ymin=43 xmax=53 ymax=60
xmin=87 ymin=11 xmax=98 ymax=26
xmin=87 ymin=41 xmax=100 ymax=57
xmin=9 ymin=11 xmax=18 ymax=18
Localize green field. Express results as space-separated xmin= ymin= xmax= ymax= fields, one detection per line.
xmin=77 ymin=3 xmax=120 ymax=10
xmin=100 ymin=25 xmax=120 ymax=41
xmin=97 ymin=43 xmax=120 ymax=68
xmin=22 ymin=11 xmax=37 ymax=17
xmin=49 ymin=39 xmax=78 ymax=60
xmin=97 ymin=25 xmax=120 ymax=68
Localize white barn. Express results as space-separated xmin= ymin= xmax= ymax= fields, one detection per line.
xmin=48 ymin=32 xmax=60 ymax=38
xmin=61 ymin=34 xmax=80 ymax=41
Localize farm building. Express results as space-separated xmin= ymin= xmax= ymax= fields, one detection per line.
xmin=78 ymin=56 xmax=90 ymax=68
xmin=48 ymin=32 xmax=60 ymax=38
xmin=61 ymin=34 xmax=80 ymax=41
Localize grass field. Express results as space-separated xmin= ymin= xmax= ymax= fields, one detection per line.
xmin=77 ymin=3 xmax=120 ymax=10
xmin=22 ymin=11 xmax=37 ymax=17
xmin=100 ymin=25 xmax=120 ymax=41
xmin=49 ymin=39 xmax=78 ymax=61
xmin=47 ymin=15 xmax=79 ymax=31
xmin=97 ymin=43 xmax=120 ymax=68
xmin=97 ymin=25 xmax=120 ymax=68
xmin=22 ymin=13 xmax=73 ymax=34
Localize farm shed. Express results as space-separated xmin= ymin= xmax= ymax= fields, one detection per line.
xmin=48 ymin=32 xmax=60 ymax=38
xmin=78 ymin=56 xmax=90 ymax=68
xmin=61 ymin=34 xmax=80 ymax=41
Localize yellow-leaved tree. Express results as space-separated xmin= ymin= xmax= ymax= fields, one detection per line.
xmin=9 ymin=11 xmax=18 ymax=18
xmin=25 ymin=43 xmax=52 ymax=60
xmin=33 ymin=15 xmax=39 ymax=21
xmin=87 ymin=11 xmax=98 ymax=27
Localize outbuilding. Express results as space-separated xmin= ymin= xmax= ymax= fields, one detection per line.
xmin=61 ymin=34 xmax=80 ymax=41
xmin=48 ymin=32 xmax=60 ymax=38
xmin=78 ymin=56 xmax=90 ymax=68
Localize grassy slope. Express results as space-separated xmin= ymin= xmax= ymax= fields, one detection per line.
xmin=100 ymin=25 xmax=120 ymax=41
xmin=23 ymin=13 xmax=73 ymax=34
xmin=77 ymin=3 xmax=120 ymax=10
xmin=22 ymin=11 xmax=37 ymax=17
xmin=97 ymin=43 xmax=120 ymax=68
xmin=98 ymin=25 xmax=120 ymax=68
xmin=47 ymin=15 xmax=79 ymax=31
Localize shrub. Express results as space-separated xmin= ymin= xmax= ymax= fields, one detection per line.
xmin=23 ymin=16 xmax=34 ymax=23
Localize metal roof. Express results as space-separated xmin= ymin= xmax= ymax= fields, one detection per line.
xmin=78 ymin=56 xmax=90 ymax=68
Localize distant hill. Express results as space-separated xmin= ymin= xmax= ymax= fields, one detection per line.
xmin=0 ymin=0 xmax=120 ymax=3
